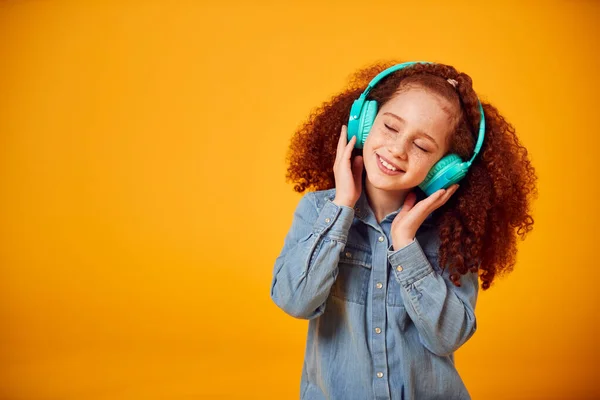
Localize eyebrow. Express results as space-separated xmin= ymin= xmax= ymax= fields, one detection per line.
xmin=383 ymin=112 xmax=439 ymax=149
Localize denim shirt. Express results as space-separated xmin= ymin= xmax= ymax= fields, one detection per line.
xmin=270 ymin=185 xmax=479 ymax=400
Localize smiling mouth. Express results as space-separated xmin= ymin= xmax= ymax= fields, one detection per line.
xmin=377 ymin=154 xmax=404 ymax=172
xmin=376 ymin=154 xmax=405 ymax=175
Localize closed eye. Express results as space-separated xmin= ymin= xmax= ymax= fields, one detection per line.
xmin=385 ymin=124 xmax=429 ymax=153
xmin=414 ymin=143 xmax=428 ymax=153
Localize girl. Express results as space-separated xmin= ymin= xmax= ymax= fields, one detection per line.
xmin=270 ymin=61 xmax=537 ymax=400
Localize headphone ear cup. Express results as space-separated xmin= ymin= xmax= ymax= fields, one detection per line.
xmin=419 ymin=154 xmax=468 ymax=196
xmin=355 ymin=100 xmax=378 ymax=148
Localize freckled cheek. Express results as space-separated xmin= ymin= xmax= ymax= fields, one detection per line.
xmin=363 ymin=138 xmax=381 ymax=159
xmin=410 ymin=157 xmax=434 ymax=177
xmin=410 ymin=150 xmax=429 ymax=165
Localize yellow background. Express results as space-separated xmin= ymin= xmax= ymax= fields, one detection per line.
xmin=0 ymin=0 xmax=597 ymax=398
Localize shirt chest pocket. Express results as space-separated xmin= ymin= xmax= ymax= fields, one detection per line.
xmin=330 ymin=243 xmax=372 ymax=305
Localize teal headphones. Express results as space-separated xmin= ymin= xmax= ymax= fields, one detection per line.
xmin=347 ymin=61 xmax=485 ymax=196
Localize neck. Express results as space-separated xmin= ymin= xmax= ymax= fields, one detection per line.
xmin=364 ymin=177 xmax=410 ymax=224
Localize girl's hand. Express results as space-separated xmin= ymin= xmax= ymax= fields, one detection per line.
xmin=390 ymin=184 xmax=460 ymax=251
xmin=332 ymin=125 xmax=364 ymax=208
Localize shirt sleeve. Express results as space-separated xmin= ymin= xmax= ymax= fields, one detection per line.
xmin=387 ymin=238 xmax=479 ymax=357
xmin=270 ymin=192 xmax=355 ymax=320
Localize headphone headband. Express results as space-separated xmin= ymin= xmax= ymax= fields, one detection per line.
xmin=355 ymin=61 xmax=485 ymax=166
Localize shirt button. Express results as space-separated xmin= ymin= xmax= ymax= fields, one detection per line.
xmin=376 ymin=282 xmax=383 ymax=289
xmin=345 ymin=252 xmax=352 ymax=258
xmin=377 ymin=372 xmax=384 ymax=378
xmin=396 ymin=265 xmax=403 ymax=272
xmin=378 ymin=236 xmax=384 ymax=242
xmin=325 ymin=218 xmax=330 ymax=223
xmin=375 ymin=327 xmax=381 ymax=334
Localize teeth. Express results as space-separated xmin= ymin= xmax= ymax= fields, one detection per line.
xmin=378 ymin=155 xmax=398 ymax=171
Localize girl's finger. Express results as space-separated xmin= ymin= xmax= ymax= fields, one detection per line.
xmin=352 ymin=155 xmax=364 ymax=182
xmin=403 ymin=192 xmax=417 ymax=211
xmin=407 ymin=191 xmax=439 ymax=216
xmin=336 ymin=125 xmax=347 ymax=160
xmin=397 ymin=192 xmax=417 ymax=217
xmin=344 ymin=135 xmax=356 ymax=159
xmin=427 ymin=185 xmax=458 ymax=212
xmin=439 ymin=185 xmax=458 ymax=198
xmin=441 ymin=184 xmax=460 ymax=203
xmin=430 ymin=188 xmax=449 ymax=207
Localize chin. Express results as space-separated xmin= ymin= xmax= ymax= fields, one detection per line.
xmin=366 ymin=170 xmax=412 ymax=190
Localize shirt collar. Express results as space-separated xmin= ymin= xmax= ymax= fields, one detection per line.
xmin=352 ymin=173 xmax=435 ymax=225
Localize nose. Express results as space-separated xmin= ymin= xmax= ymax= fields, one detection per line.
xmin=388 ymin=140 xmax=408 ymax=161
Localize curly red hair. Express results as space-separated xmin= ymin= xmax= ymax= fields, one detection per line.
xmin=285 ymin=60 xmax=538 ymax=290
